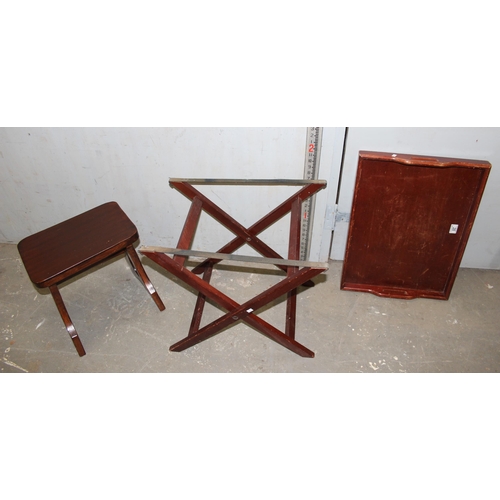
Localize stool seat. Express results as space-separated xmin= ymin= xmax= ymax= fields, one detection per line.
xmin=18 ymin=202 xmax=165 ymax=356
xmin=19 ymin=202 xmax=138 ymax=287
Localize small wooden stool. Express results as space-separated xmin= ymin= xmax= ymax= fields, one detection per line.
xmin=17 ymin=201 xmax=165 ymax=356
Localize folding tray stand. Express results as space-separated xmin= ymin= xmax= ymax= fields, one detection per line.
xmin=141 ymin=178 xmax=328 ymax=358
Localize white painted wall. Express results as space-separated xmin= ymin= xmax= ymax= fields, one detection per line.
xmin=3 ymin=127 xmax=498 ymax=268
xmin=1 ymin=127 xmax=330 ymax=259
xmin=331 ymin=127 xmax=500 ymax=269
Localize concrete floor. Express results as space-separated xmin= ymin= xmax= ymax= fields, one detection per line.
xmin=1 ymin=242 xmax=499 ymax=373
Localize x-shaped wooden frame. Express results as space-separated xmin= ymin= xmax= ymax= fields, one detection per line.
xmin=140 ymin=178 xmax=327 ymax=358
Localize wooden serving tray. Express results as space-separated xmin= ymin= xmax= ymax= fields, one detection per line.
xmin=340 ymin=151 xmax=491 ymax=300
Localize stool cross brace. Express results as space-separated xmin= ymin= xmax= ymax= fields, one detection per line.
xmin=141 ymin=178 xmax=328 ymax=358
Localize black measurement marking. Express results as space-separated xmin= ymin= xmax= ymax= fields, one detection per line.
xmin=301 ymin=127 xmax=322 ymax=260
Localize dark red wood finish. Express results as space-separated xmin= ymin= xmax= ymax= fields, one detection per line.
xmin=18 ymin=202 xmax=165 ymax=356
xmin=143 ymin=250 xmax=322 ymax=357
xmin=175 ymin=180 xmax=325 ymax=278
xmin=341 ymin=151 xmax=491 ymax=300
xmin=141 ymin=179 xmax=328 ymax=357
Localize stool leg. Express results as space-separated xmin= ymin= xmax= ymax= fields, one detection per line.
xmin=126 ymin=245 xmax=166 ymax=311
xmin=49 ymin=285 xmax=86 ymax=357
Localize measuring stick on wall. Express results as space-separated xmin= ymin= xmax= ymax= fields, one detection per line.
xmin=301 ymin=127 xmax=323 ymax=260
